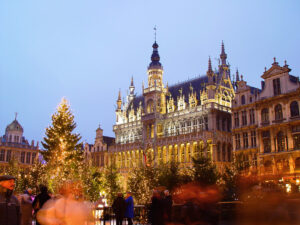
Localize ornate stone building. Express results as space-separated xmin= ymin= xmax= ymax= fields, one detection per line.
xmin=232 ymin=58 xmax=300 ymax=180
xmin=106 ymin=41 xmax=235 ymax=173
xmin=0 ymin=117 xmax=39 ymax=169
xmin=84 ymin=126 xmax=115 ymax=167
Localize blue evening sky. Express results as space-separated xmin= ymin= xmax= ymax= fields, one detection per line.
xmin=0 ymin=0 xmax=299 ymax=144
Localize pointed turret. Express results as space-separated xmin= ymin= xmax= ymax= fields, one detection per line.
xmin=208 ymin=56 xmax=213 ymax=74
xmin=129 ymin=76 xmax=135 ymax=95
xmin=220 ymin=41 xmax=227 ymax=65
xmin=207 ymin=57 xmax=214 ymax=84
xmin=116 ymin=89 xmax=122 ymax=111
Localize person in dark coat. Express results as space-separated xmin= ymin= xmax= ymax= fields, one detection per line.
xmin=0 ymin=175 xmax=21 ymax=225
xmin=112 ymin=193 xmax=126 ymax=225
xmin=20 ymin=188 xmax=33 ymax=225
xmin=149 ymin=190 xmax=164 ymax=225
xmin=163 ymin=190 xmax=172 ymax=222
xmin=32 ymin=185 xmax=51 ymax=225
xmin=125 ymin=192 xmax=134 ymax=225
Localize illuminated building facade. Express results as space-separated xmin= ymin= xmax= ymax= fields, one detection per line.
xmin=232 ymin=58 xmax=300 ymax=179
xmin=106 ymin=41 xmax=235 ymax=173
xmin=0 ymin=117 xmax=39 ymax=169
xmin=83 ymin=126 xmax=115 ymax=167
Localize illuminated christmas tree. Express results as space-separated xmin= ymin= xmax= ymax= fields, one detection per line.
xmin=41 ymin=98 xmax=83 ymax=191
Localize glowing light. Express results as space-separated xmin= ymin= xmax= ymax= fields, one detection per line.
xmin=286 ymin=183 xmax=291 ymax=193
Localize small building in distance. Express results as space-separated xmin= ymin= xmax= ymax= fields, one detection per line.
xmin=84 ymin=125 xmax=115 ymax=168
xmin=232 ymin=58 xmax=300 ymax=181
xmin=0 ymin=116 xmax=39 ymax=170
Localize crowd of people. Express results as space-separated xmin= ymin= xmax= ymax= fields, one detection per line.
xmin=0 ymin=175 xmax=93 ymax=225
xmin=0 ymin=174 xmax=219 ymax=225
xmin=111 ymin=189 xmax=173 ymax=225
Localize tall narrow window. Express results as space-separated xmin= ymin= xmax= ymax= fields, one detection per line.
xmin=6 ymin=150 xmax=11 ymax=162
xmin=32 ymin=153 xmax=36 ymax=164
xmin=204 ymin=116 xmax=208 ymax=130
xmin=222 ymin=144 xmax=226 ymax=161
xmin=241 ymin=95 xmax=246 ymax=105
xmin=262 ymin=131 xmax=271 ymax=153
xmin=21 ymin=152 xmax=25 ymax=163
xmin=277 ymin=131 xmax=285 ymax=152
xmin=249 ymin=109 xmax=255 ymax=124
xmin=261 ymin=108 xmax=269 ymax=123
xmin=242 ymin=111 xmax=247 ymax=126
xmin=26 ymin=152 xmax=31 ymax=164
xmin=217 ymin=142 xmax=221 ymax=161
xmin=290 ymin=101 xmax=299 ymax=117
xmin=251 ymin=131 xmax=256 ymax=147
xmin=227 ymin=145 xmax=232 ymax=161
xmin=234 ymin=112 xmax=239 ymax=127
xmin=0 ymin=150 xmax=5 ymax=161
xmin=273 ymin=78 xmax=281 ymax=96
xmin=275 ymin=104 xmax=283 ymax=120
xmin=235 ymin=134 xmax=241 ymax=149
xmin=243 ymin=132 xmax=248 ymax=148
xmin=293 ymin=134 xmax=300 ymax=150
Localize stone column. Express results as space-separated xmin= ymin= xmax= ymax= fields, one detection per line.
xmin=287 ymin=127 xmax=293 ymax=151
xmin=289 ymin=155 xmax=295 ymax=174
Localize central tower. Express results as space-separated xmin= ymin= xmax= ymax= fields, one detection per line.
xmin=147 ymin=42 xmax=164 ymax=88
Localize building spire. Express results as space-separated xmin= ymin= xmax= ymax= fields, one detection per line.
xmin=130 ymin=76 xmax=134 ymax=87
xmin=15 ymin=112 xmax=18 ymax=121
xmin=129 ymin=76 xmax=135 ymax=100
xmin=236 ymin=69 xmax=240 ymax=82
xmin=207 ymin=56 xmax=213 ymax=75
xmin=117 ymin=89 xmax=122 ymax=110
xmin=220 ymin=41 xmax=227 ymax=65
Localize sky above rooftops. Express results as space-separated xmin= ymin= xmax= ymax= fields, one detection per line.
xmin=0 ymin=0 xmax=299 ymax=144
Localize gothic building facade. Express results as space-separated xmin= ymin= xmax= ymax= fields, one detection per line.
xmin=232 ymin=58 xmax=300 ymax=180
xmin=83 ymin=126 xmax=115 ymax=167
xmin=104 ymin=41 xmax=235 ymax=173
xmin=0 ymin=117 xmax=39 ymax=169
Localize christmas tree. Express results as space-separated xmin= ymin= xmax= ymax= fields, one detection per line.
xmin=192 ymin=155 xmax=219 ymax=186
xmin=42 ymin=98 xmax=83 ymax=191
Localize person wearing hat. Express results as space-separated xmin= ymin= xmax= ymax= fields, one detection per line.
xmin=0 ymin=175 xmax=21 ymax=225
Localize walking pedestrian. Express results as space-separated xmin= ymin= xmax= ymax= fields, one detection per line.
xmin=36 ymin=180 xmax=93 ymax=225
xmin=149 ymin=190 xmax=164 ymax=225
xmin=125 ymin=191 xmax=134 ymax=225
xmin=0 ymin=175 xmax=21 ymax=225
xmin=32 ymin=185 xmax=51 ymax=225
xmin=162 ymin=190 xmax=172 ymax=222
xmin=112 ymin=193 xmax=126 ymax=225
xmin=20 ymin=188 xmax=33 ymax=225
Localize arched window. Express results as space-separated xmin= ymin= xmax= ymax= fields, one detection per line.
xmin=262 ymin=131 xmax=271 ymax=153
xmin=290 ymin=101 xmax=299 ymax=117
xmin=261 ymin=108 xmax=269 ymax=123
xmin=277 ymin=131 xmax=285 ymax=152
xmin=275 ymin=104 xmax=283 ymax=120
xmin=241 ymin=95 xmax=246 ymax=105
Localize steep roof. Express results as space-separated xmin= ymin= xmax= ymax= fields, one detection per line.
xmin=5 ymin=119 xmax=24 ymax=133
